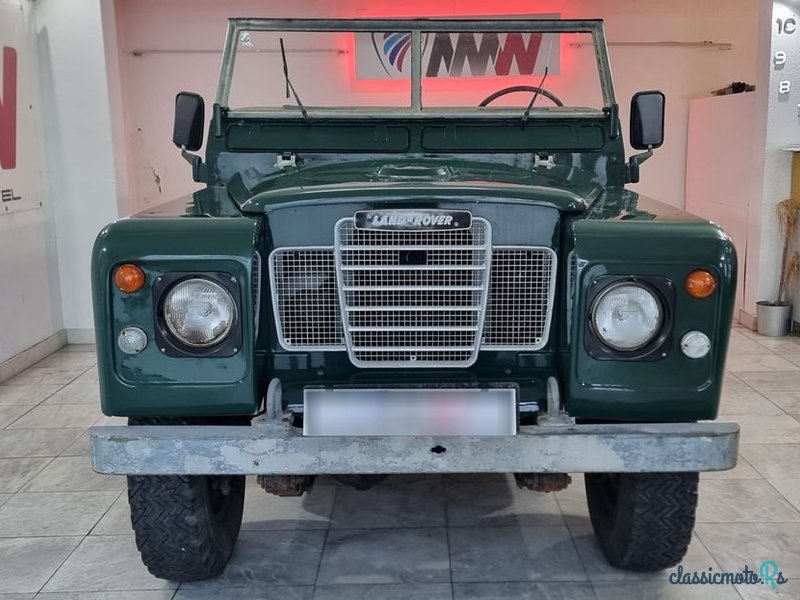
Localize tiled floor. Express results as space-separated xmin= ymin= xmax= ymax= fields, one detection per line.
xmin=1 ymin=326 xmax=800 ymax=598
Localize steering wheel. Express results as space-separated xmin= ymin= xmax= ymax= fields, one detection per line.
xmin=479 ymin=85 xmax=564 ymax=108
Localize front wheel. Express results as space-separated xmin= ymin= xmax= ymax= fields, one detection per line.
xmin=585 ymin=472 xmax=698 ymax=571
xmin=128 ymin=473 xmax=245 ymax=581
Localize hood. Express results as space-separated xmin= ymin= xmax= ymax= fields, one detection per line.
xmin=228 ymin=159 xmax=603 ymax=214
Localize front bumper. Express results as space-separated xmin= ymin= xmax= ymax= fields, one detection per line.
xmin=89 ymin=419 xmax=739 ymax=475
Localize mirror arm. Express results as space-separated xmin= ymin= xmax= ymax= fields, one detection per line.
xmin=181 ymin=147 xmax=207 ymax=183
xmin=626 ymin=146 xmax=653 ymax=184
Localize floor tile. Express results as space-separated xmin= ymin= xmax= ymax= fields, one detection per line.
xmin=0 ymin=429 xmax=83 ymax=458
xmin=735 ymin=577 xmax=800 ymax=598
xmin=0 ymin=457 xmax=52 ymax=493
xmin=71 ymin=367 xmax=98 ymax=386
xmin=43 ymin=384 xmax=100 ymax=406
xmin=178 ymin=530 xmax=326 ymax=589
xmin=569 ymin=525 xmax=718 ymax=582
xmin=730 ymin=416 xmax=800 ymax=445
xmin=445 ymin=480 xmax=563 ymax=527
xmin=0 ymin=536 xmax=81 ymax=593
xmin=740 ymin=444 xmax=800 ymax=478
xmin=725 ymin=354 xmax=800 ymax=373
xmin=37 ymin=592 xmax=176 ymax=600
xmin=718 ymin=374 xmax=783 ymax=416
xmin=42 ymin=535 xmax=176 ymax=592
xmin=0 ymin=385 xmax=61 ymax=405
xmin=728 ymin=330 xmax=770 ymax=355
xmin=34 ymin=351 xmax=97 ymax=370
xmin=701 ymin=455 xmax=762 ymax=480
xmin=59 ymin=432 xmax=91 ymax=457
xmin=449 ymin=525 xmax=585 ymax=583
xmin=8 ymin=404 xmax=102 ymax=430
xmin=175 ymin=588 xmax=312 ymax=600
xmin=761 ymin=391 xmax=800 ymax=413
xmin=0 ymin=491 xmax=118 ymax=537
xmin=315 ymin=583 xmax=453 ymax=600
xmin=591 ymin=580 xmax=737 ymax=599
xmin=242 ymin=485 xmax=334 ymax=531
xmin=554 ymin=477 xmax=590 ymax=526
xmin=2 ymin=367 xmax=88 ymax=386
xmin=767 ymin=478 xmax=800 ymax=512
xmin=90 ymin=492 xmax=130 ymax=535
xmin=60 ymin=344 xmax=97 ymax=353
xmin=331 ymin=479 xmax=445 ymax=529
xmin=746 ymin=334 xmax=800 ymax=353
xmin=317 ymin=528 xmax=450 ymax=585
xmin=22 ymin=456 xmax=125 ymax=492
xmin=92 ymin=415 xmax=126 ymax=427
xmin=0 ymin=404 xmax=34 ymax=429
xmin=695 ymin=522 xmax=800 ymax=575
xmin=736 ymin=371 xmax=800 ymax=394
xmin=453 ymin=582 xmax=596 ymax=599
xmin=696 ymin=479 xmax=800 ymax=523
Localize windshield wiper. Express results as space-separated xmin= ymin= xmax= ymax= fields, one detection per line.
xmin=521 ymin=40 xmax=554 ymax=126
xmin=279 ymin=38 xmax=310 ymax=122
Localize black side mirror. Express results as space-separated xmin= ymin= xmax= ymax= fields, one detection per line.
xmin=173 ymin=92 xmax=205 ymax=151
xmin=630 ymin=91 xmax=665 ymax=150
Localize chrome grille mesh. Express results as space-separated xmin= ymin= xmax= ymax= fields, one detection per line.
xmin=336 ymin=218 xmax=491 ymax=367
xmin=268 ymin=222 xmax=557 ymax=363
xmin=269 ymin=248 xmax=343 ymax=349
xmin=482 ymin=247 xmax=557 ymax=350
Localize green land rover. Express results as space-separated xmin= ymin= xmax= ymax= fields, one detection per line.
xmin=89 ymin=18 xmax=739 ymax=581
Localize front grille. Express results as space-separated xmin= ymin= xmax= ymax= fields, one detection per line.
xmin=269 ymin=248 xmax=343 ymax=349
xmin=482 ymin=247 xmax=557 ymax=350
xmin=335 ymin=218 xmax=491 ymax=367
xmin=268 ymin=223 xmax=558 ymax=364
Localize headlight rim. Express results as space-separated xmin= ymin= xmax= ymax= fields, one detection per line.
xmin=584 ymin=275 xmax=675 ymax=362
xmin=152 ymin=271 xmax=244 ymax=358
xmin=590 ymin=281 xmax=664 ymax=352
xmin=163 ymin=277 xmax=238 ymax=348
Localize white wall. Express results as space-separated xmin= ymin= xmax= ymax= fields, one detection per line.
xmin=751 ymin=1 xmax=800 ymax=318
xmin=0 ymin=0 xmax=62 ymax=365
xmin=34 ymin=0 xmax=121 ymax=342
xmin=112 ymin=0 xmax=758 ymax=214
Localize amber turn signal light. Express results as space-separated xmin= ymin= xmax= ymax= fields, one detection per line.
xmin=114 ymin=264 xmax=146 ymax=293
xmin=685 ymin=269 xmax=716 ymax=299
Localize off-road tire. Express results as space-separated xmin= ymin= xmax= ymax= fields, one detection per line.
xmin=127 ymin=418 xmax=246 ymax=581
xmin=585 ymin=472 xmax=698 ymax=571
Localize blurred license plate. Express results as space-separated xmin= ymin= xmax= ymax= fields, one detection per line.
xmin=303 ymin=388 xmax=517 ymax=437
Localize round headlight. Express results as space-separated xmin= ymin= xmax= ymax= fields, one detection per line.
xmin=163 ymin=278 xmax=237 ymax=347
xmin=591 ymin=283 xmax=663 ymax=351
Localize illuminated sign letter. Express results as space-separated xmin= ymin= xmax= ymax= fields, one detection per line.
xmin=495 ymin=32 xmax=543 ymax=76
xmin=0 ymin=46 xmax=17 ymax=170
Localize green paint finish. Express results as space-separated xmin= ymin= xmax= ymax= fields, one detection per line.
xmin=90 ymin=18 xmax=736 ymax=424
xmin=92 ymin=217 xmax=263 ymax=416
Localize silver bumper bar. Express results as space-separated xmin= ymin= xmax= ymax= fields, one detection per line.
xmin=89 ymin=420 xmax=739 ymax=475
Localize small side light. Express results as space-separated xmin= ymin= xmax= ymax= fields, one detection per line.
xmin=684 ymin=269 xmax=716 ymax=299
xmin=114 ymin=264 xmax=146 ymax=293
xmin=680 ymin=331 xmax=711 ymax=359
xmin=118 ymin=326 xmax=148 ymax=354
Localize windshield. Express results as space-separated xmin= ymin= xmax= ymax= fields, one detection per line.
xmin=219 ymin=19 xmax=615 ymax=115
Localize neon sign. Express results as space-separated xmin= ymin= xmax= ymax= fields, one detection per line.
xmin=355 ymin=18 xmax=560 ymax=80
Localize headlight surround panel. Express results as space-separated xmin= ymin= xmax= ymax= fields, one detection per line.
xmin=584 ymin=275 xmax=675 ymax=361
xmin=153 ymin=272 xmax=243 ymax=358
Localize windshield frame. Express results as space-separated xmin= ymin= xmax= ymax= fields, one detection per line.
xmin=216 ymin=18 xmax=617 ymax=119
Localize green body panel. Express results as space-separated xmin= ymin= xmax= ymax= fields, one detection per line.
xmin=91 ymin=19 xmax=735 ymax=423
xmin=92 ymin=215 xmax=264 ymax=416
